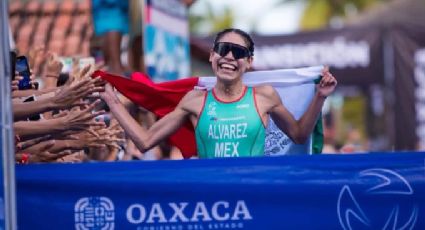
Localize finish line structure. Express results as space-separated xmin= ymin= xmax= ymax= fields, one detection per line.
xmin=16 ymin=152 xmax=425 ymax=229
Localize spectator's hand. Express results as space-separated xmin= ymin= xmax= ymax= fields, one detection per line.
xmin=68 ymin=64 xmax=105 ymax=88
xmin=317 ymin=66 xmax=337 ymax=98
xmin=59 ymin=100 xmax=105 ymax=131
xmin=16 ymin=139 xmax=55 ymax=155
xmin=16 ymin=140 xmax=72 ymax=163
xmin=52 ymin=74 xmax=105 ymax=109
xmin=109 ymin=119 xmax=124 ymax=134
xmin=28 ymin=151 xmax=72 ymax=163
xmin=51 ymin=110 xmax=69 ymax=119
xmin=108 ymin=125 xmax=125 ymax=140
xmin=57 ymin=151 xmax=86 ymax=163
xmin=95 ymin=60 xmax=106 ymax=71
xmin=16 ymin=134 xmax=51 ymax=152
xmin=90 ymin=127 xmax=125 ymax=149
xmin=63 ymin=126 xmax=102 ymax=144
xmin=71 ymin=124 xmax=106 ymax=139
xmin=68 ymin=58 xmax=80 ymax=84
xmin=45 ymin=52 xmax=63 ymax=78
xmin=49 ymin=124 xmax=99 ymax=139
xmin=28 ymin=45 xmax=46 ymax=71
xmin=12 ymin=73 xmax=23 ymax=91
xmin=73 ymin=125 xmax=123 ymax=149
xmin=68 ymin=64 xmax=91 ymax=85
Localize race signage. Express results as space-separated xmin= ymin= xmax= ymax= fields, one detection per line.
xmin=16 ymin=152 xmax=425 ymax=229
xmin=143 ymin=0 xmax=191 ymax=82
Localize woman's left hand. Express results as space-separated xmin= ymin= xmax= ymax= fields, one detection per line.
xmin=317 ymin=66 xmax=337 ymax=98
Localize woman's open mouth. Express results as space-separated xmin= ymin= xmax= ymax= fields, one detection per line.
xmin=218 ymin=62 xmax=238 ymax=72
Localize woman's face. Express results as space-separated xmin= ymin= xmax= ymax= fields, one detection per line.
xmin=209 ymin=32 xmax=253 ymax=83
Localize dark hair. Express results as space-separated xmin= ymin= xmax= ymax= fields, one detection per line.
xmin=213 ymin=28 xmax=254 ymax=56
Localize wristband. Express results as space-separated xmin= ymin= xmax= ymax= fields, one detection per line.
xmin=45 ymin=73 xmax=59 ymax=78
xmin=20 ymin=153 xmax=29 ymax=164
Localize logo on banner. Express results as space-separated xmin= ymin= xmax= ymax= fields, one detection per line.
xmin=126 ymin=200 xmax=252 ymax=229
xmin=337 ymin=168 xmax=418 ymax=230
xmin=75 ymin=197 xmax=115 ymax=230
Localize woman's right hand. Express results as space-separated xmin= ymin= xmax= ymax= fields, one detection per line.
xmin=100 ymin=83 xmax=120 ymax=105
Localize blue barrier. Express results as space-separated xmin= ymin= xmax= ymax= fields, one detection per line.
xmin=16 ymin=152 xmax=425 ymax=230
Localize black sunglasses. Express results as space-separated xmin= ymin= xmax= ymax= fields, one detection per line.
xmin=213 ymin=42 xmax=252 ymax=59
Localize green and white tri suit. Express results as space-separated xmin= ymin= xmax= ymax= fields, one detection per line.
xmin=195 ymin=87 xmax=266 ymax=158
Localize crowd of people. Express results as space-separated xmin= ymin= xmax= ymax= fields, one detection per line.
xmin=12 ymin=48 xmax=128 ymax=163
xmin=9 ymin=0 xmax=193 ymax=164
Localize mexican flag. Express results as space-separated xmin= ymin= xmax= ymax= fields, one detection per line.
xmin=93 ymin=66 xmax=324 ymax=158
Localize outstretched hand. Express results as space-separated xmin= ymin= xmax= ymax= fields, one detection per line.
xmin=44 ymin=52 xmax=63 ymax=78
xmin=100 ymin=83 xmax=120 ymax=105
xmin=59 ymin=100 xmax=106 ymax=131
xmin=16 ymin=135 xmax=51 ymax=152
xmin=16 ymin=140 xmax=72 ymax=163
xmin=28 ymin=45 xmax=46 ymax=73
xmin=18 ymin=151 xmax=73 ymax=163
xmin=317 ymin=66 xmax=337 ymax=98
xmin=53 ymin=66 xmax=105 ymax=109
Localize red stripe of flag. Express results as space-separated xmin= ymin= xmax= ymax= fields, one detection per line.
xmin=93 ymin=70 xmax=199 ymax=158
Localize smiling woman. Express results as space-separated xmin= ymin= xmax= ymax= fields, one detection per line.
xmin=101 ymin=28 xmax=337 ymax=158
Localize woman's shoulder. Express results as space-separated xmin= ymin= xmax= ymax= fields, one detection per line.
xmin=253 ymin=85 xmax=276 ymax=97
xmin=184 ymin=88 xmax=207 ymax=98
xmin=179 ymin=89 xmax=207 ymax=106
xmin=177 ymin=89 xmax=208 ymax=114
